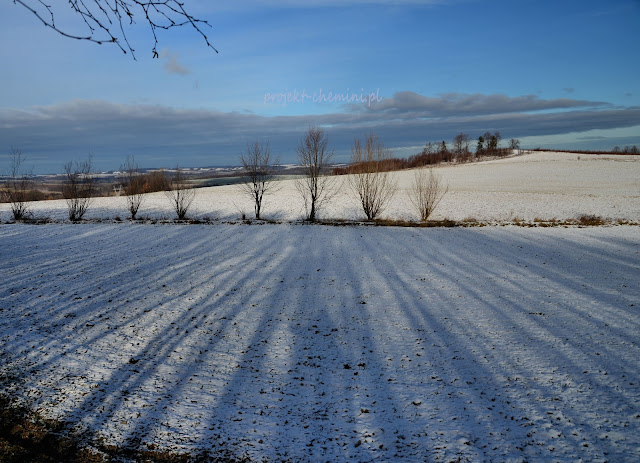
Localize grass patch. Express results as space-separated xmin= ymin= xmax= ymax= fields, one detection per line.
xmin=3 ymin=215 xmax=637 ymax=228
xmin=0 ymin=396 xmax=252 ymax=463
xmin=372 ymin=218 xmax=460 ymax=227
xmin=577 ymin=214 xmax=606 ymax=226
xmin=311 ymin=218 xmax=462 ymax=228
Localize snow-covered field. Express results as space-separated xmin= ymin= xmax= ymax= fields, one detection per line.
xmin=1 ymin=152 xmax=639 ymax=462
xmin=1 ymin=224 xmax=639 ymax=461
xmin=2 ymin=151 xmax=639 ymax=223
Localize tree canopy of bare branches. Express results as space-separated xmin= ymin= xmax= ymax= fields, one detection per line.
xmin=452 ymin=133 xmax=471 ymax=162
xmin=165 ymin=167 xmax=195 ymax=220
xmin=409 ymin=168 xmax=448 ymax=221
xmin=13 ymin=0 xmax=218 ymax=59
xmin=239 ymin=141 xmax=278 ymax=220
xmin=476 ymin=135 xmax=485 ymax=154
xmin=3 ymin=147 xmax=33 ymax=220
xmin=120 ymin=155 xmax=145 ymax=219
xmin=62 ymin=156 xmax=95 ymax=221
xmin=348 ymin=134 xmax=396 ymax=220
xmin=509 ymin=138 xmax=521 ymax=154
xmin=295 ymin=127 xmax=336 ymax=222
xmin=484 ymin=131 xmax=502 ymax=153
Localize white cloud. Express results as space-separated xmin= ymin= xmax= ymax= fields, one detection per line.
xmin=160 ymin=49 xmax=191 ymax=76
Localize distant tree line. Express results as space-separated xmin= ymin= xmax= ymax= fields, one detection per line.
xmin=334 ymin=131 xmax=520 ymax=175
xmin=532 ymin=146 xmax=639 ymax=155
xmin=612 ymin=145 xmax=639 ymax=154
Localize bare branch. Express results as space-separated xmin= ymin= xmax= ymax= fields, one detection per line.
xmin=509 ymin=138 xmax=521 ymax=155
xmin=13 ymin=0 xmax=218 ymax=59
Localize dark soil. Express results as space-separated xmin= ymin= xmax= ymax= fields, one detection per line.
xmin=0 ymin=396 xmax=251 ymax=463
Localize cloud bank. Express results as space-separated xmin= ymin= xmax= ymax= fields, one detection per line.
xmin=366 ymin=91 xmax=607 ymax=116
xmin=1 ymin=92 xmax=639 ymax=172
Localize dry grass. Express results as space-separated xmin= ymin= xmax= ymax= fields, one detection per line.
xmin=3 ymin=215 xmax=637 ymax=228
xmin=577 ymin=214 xmax=606 ymax=226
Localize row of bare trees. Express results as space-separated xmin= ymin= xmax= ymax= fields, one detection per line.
xmin=332 ymin=132 xmax=521 ymax=174
xmin=238 ymin=129 xmax=447 ymax=222
xmin=347 ymin=133 xmax=446 ymax=221
xmin=0 ymin=150 xmax=195 ymax=221
xmin=235 ymin=127 xmax=337 ymax=222
xmin=115 ymin=157 xmax=195 ymax=220
xmin=0 ymin=149 xmax=98 ymax=221
xmin=3 ymin=128 xmax=448 ymax=222
xmin=414 ymin=132 xmax=519 ymax=166
xmin=117 ymin=156 xmax=192 ymax=220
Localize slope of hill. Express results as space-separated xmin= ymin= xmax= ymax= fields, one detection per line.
xmin=2 ymin=151 xmax=639 ymax=223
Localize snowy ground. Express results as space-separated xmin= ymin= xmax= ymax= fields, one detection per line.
xmin=1 ymin=224 xmax=639 ymax=462
xmin=2 ymin=151 xmax=640 ymax=223
xmin=1 ymin=151 xmax=639 ymax=461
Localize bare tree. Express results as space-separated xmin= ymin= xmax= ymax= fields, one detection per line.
xmin=4 ymin=147 xmax=33 ymax=220
xmin=120 ymin=155 xmax=145 ymax=219
xmin=452 ymin=133 xmax=471 ymax=162
xmin=348 ymin=134 xmax=396 ymax=220
xmin=439 ymin=140 xmax=453 ymax=163
xmin=295 ymin=127 xmax=336 ymax=221
xmin=423 ymin=141 xmax=436 ymax=156
xmin=476 ymin=135 xmax=485 ymax=156
xmin=165 ymin=167 xmax=195 ymax=220
xmin=12 ymin=0 xmax=217 ymax=59
xmin=509 ymin=138 xmax=521 ymax=155
xmin=493 ymin=131 xmax=503 ymax=149
xmin=62 ymin=156 xmax=95 ymax=221
xmin=484 ymin=131 xmax=502 ymax=154
xmin=239 ymin=141 xmax=279 ymax=220
xmin=409 ymin=168 xmax=448 ymax=221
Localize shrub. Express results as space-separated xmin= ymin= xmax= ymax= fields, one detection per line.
xmin=348 ymin=134 xmax=397 ymax=220
xmin=4 ymin=147 xmax=33 ymax=220
xmin=120 ymin=156 xmax=145 ymax=219
xmin=165 ymin=167 xmax=195 ymax=220
xmin=62 ymin=156 xmax=95 ymax=221
xmin=578 ymin=214 xmax=606 ymax=226
xmin=409 ymin=168 xmax=448 ymax=221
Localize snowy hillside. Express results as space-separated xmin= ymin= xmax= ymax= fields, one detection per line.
xmin=2 ymin=151 xmax=640 ymax=223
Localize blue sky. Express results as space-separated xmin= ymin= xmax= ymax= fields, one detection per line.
xmin=1 ymin=0 xmax=639 ymax=173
